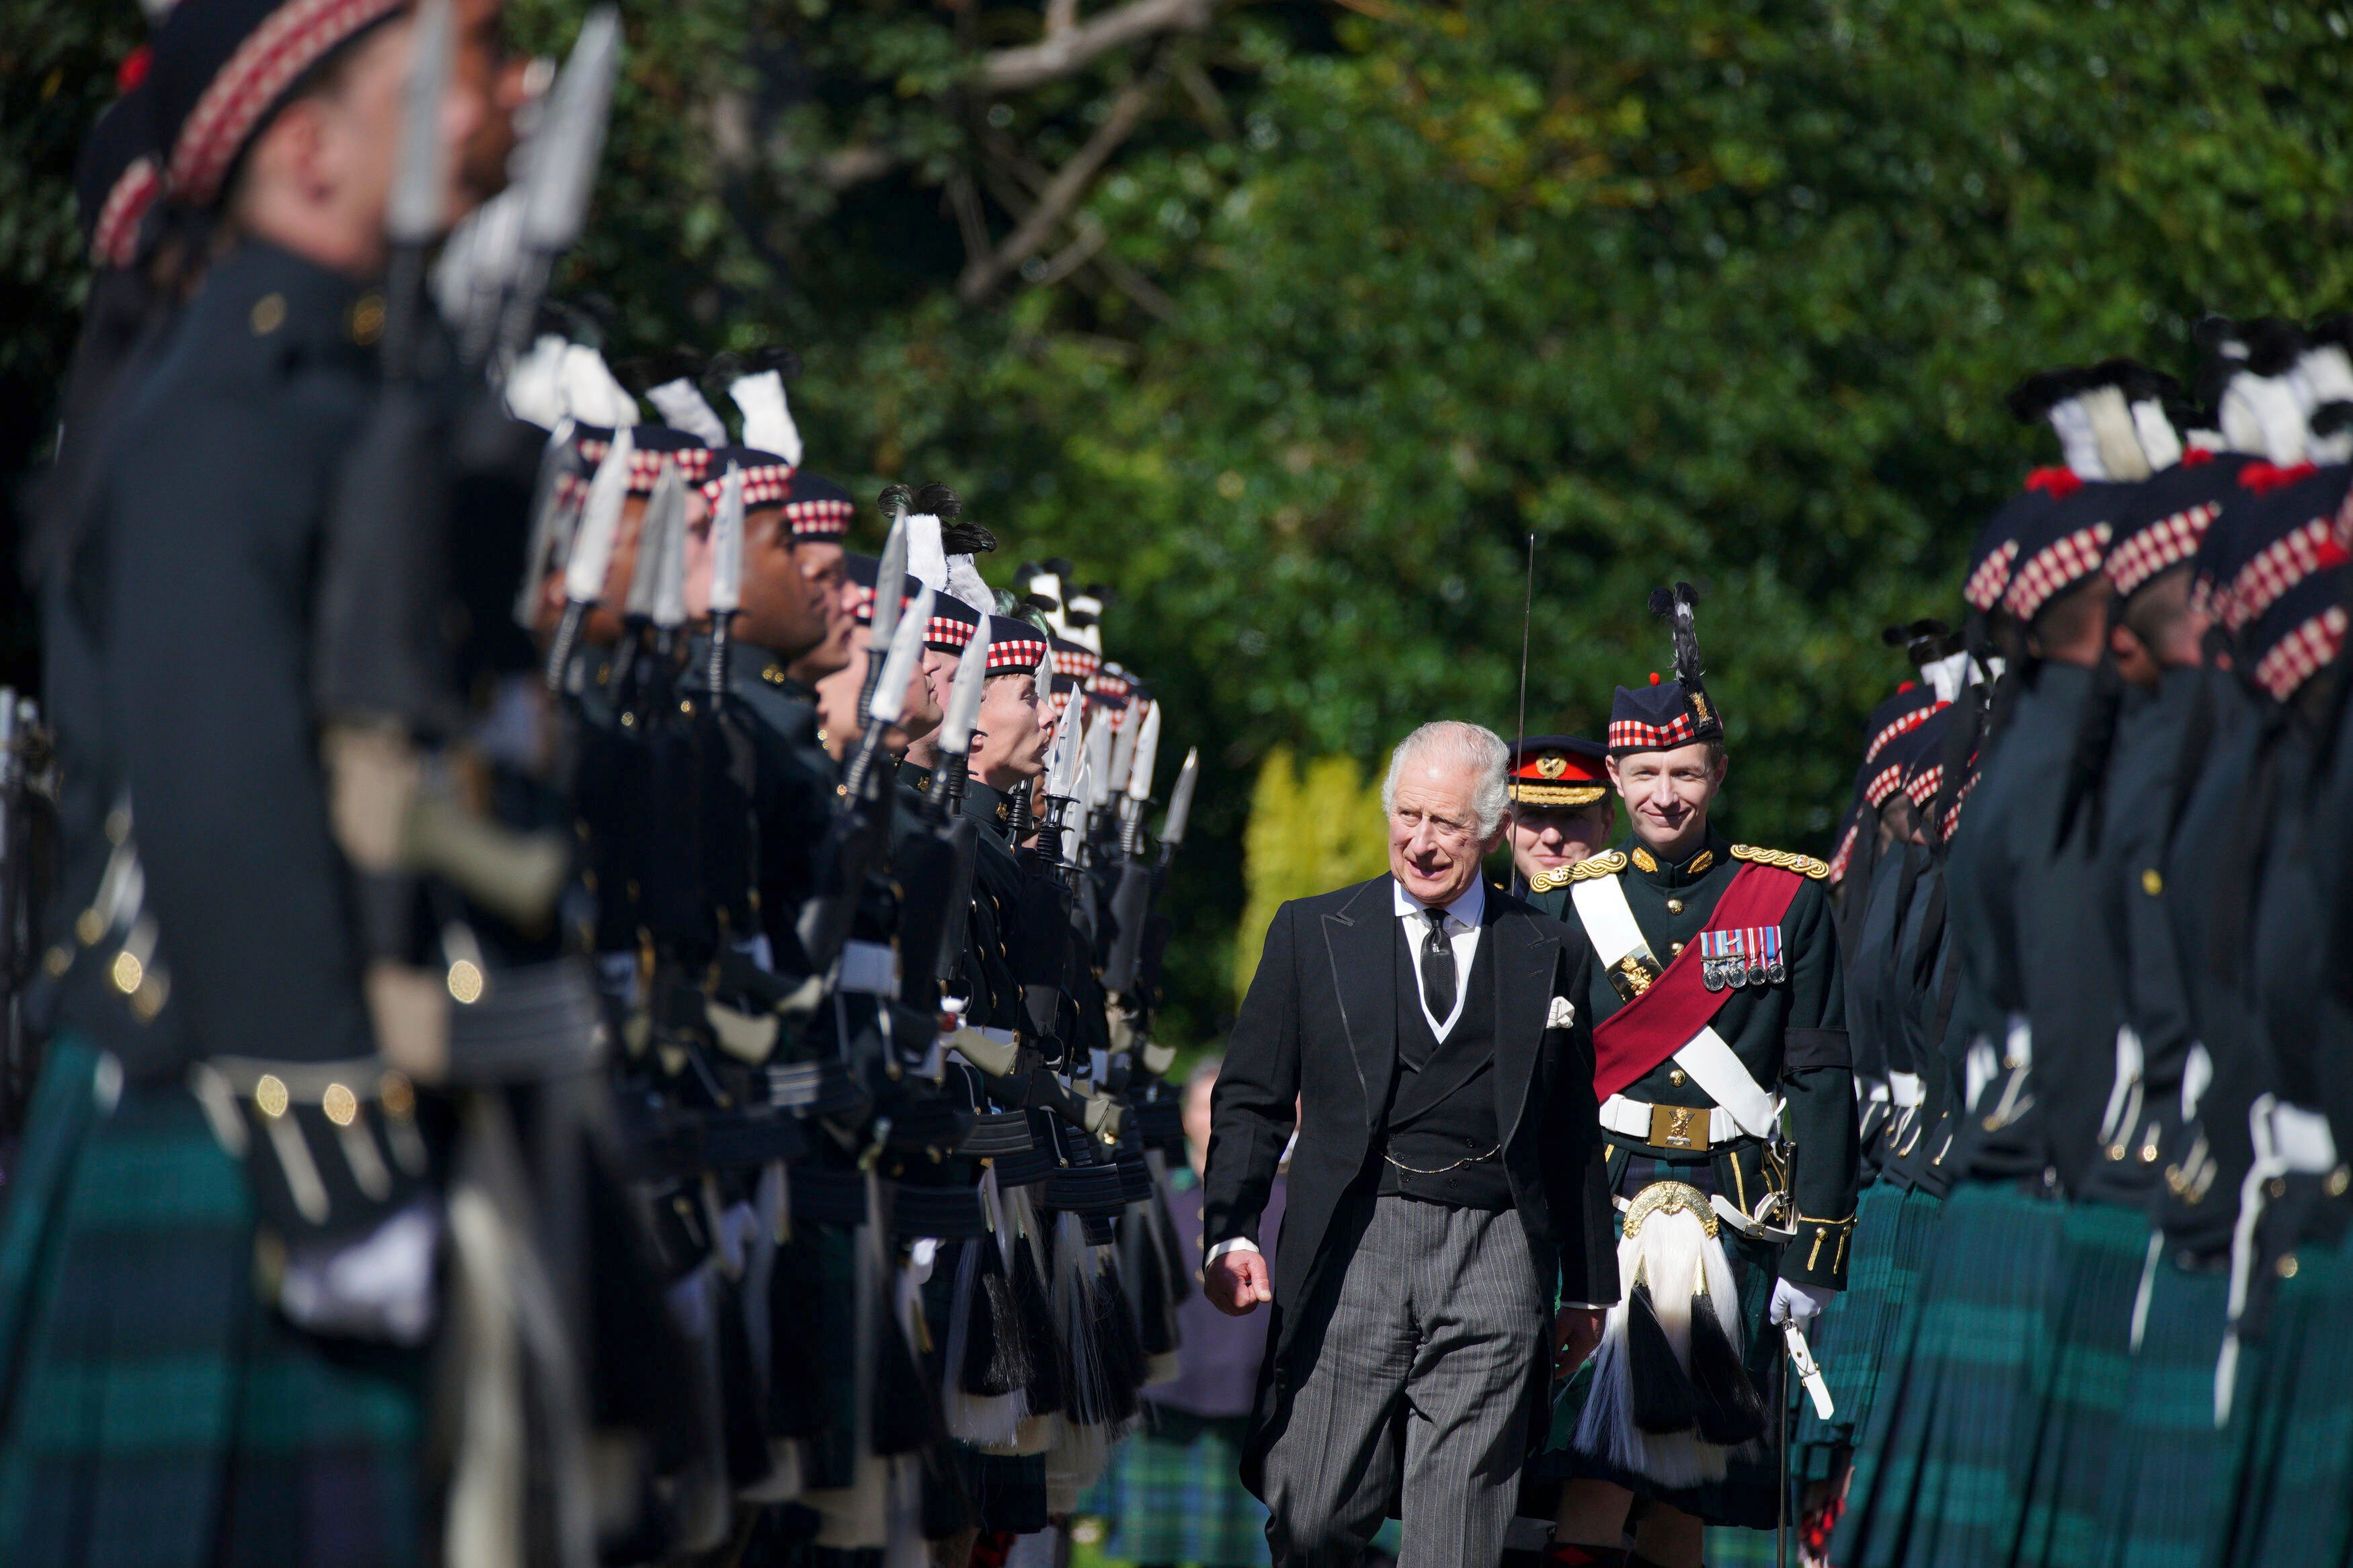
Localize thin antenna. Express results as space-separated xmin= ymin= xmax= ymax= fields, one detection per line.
xmin=1511 ymin=531 xmax=1536 ymax=896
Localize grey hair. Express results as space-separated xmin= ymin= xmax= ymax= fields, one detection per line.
xmin=1381 ymin=720 xmax=1511 ymax=839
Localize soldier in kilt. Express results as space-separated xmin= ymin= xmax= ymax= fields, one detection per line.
xmin=0 ymin=0 xmax=506 ymax=1559
xmin=1542 ymin=589 xmax=1856 ymax=1568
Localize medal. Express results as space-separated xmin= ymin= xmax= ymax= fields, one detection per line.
xmin=1703 ymin=956 xmax=1726 ymax=992
xmin=1764 ymin=926 xmax=1786 ymax=985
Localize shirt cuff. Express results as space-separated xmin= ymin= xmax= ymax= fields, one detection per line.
xmin=1205 ymin=1237 xmax=1260 ymax=1264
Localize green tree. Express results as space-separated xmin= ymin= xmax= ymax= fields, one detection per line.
xmin=11 ymin=0 xmax=2353 ymax=1048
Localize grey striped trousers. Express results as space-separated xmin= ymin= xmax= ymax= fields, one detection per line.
xmin=1259 ymin=1194 xmax=1546 ymax=1568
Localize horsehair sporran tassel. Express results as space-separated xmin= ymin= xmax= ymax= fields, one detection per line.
xmin=1572 ymin=1185 xmax=1745 ymax=1488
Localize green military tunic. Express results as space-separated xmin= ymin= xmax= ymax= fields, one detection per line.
xmin=726 ymin=651 xmax=839 ymax=978
xmin=1538 ymin=827 xmax=1858 ymax=1284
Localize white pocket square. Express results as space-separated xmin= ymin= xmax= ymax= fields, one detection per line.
xmin=1546 ymin=995 xmax=1577 ymax=1030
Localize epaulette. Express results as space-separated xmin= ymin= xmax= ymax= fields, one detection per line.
xmin=1530 ymin=850 xmax=1628 ymax=892
xmin=1731 ymin=843 xmax=1831 ymax=880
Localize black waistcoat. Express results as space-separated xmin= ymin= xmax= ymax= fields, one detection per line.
xmin=1378 ymin=918 xmax=1512 ymax=1210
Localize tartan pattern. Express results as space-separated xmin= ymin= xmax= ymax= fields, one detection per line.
xmin=2106 ymin=501 xmax=2218 ymax=598
xmin=698 ymin=462 xmax=793 ymax=509
xmin=2213 ymin=1228 xmax=2353 ymax=1567
xmin=2003 ymin=522 xmax=2113 ymax=622
xmin=2016 ymin=1201 xmax=2145 ymax=1568
xmin=1964 ymin=540 xmax=2020 ymax=612
xmin=1833 ymin=1183 xmax=2064 ymax=1568
xmin=170 ymin=0 xmax=406 ymax=205
xmin=0 ymin=1038 xmax=425 ymax=1567
xmin=925 ymin=612 xmax=978 ymax=651
xmin=2093 ymin=1255 xmax=2232 ymax=1568
xmin=1827 ymin=817 xmax=1861 ymax=884
xmin=2223 ymin=516 xmax=2349 ymax=631
xmin=1901 ymin=764 xmax=1944 ymax=810
xmin=783 ymin=497 xmax=854 ymax=538
xmin=1942 ymin=770 xmax=1981 ymax=840
xmin=987 ymin=629 xmax=1049 ymax=672
xmin=1866 ymin=702 xmax=1940 ymax=764
xmin=2251 ymin=605 xmax=2347 ymax=702
xmin=1865 ymin=759 xmax=1907 ymax=809
xmin=1797 ymin=1181 xmax=1907 ymax=1460
xmin=1607 ymin=712 xmax=1698 ymax=752
xmin=1084 ymin=1407 xmax=1271 ymax=1567
xmin=1051 ymin=645 xmax=1101 ymax=682
xmin=93 ymin=156 xmax=161 ymax=267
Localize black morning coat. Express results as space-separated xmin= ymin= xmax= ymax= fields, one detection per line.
xmin=1203 ymin=873 xmax=1620 ymax=1487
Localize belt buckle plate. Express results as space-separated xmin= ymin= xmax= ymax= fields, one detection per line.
xmin=1649 ymin=1102 xmax=1707 ymax=1151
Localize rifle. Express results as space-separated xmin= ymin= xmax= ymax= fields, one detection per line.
xmin=793 ymin=585 xmax=932 ymax=977
xmin=893 ymin=622 xmax=991 ymax=1004
xmin=1100 ymin=700 xmax=1161 ymax=997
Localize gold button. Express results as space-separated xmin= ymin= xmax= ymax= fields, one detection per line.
xmin=249 ymin=293 xmax=286 ymax=335
xmin=2268 ymin=1177 xmax=2288 ymax=1199
xmin=43 ymin=946 xmax=71 ymax=978
xmin=815 ymin=728 xmax=829 ymax=744
xmin=109 ymin=949 xmax=143 ymax=995
xmin=2140 ymin=1139 xmax=2160 ymax=1164
xmin=1668 ymin=1069 xmax=1687 ymax=1087
xmin=322 ymin=1083 xmax=358 ymax=1126
xmin=348 ymin=293 xmax=385 ymax=345
xmin=379 ymin=1071 xmax=415 ymax=1118
xmin=1670 ymin=940 xmax=1684 ymax=956
xmin=1666 ymin=898 xmax=1684 ymax=915
xmin=2329 ymin=1167 xmax=2351 ymax=1196
xmin=2141 ymin=868 xmax=2163 ymax=896
xmin=75 ymin=909 xmax=104 ymax=946
xmin=447 ymin=960 xmax=485 ymax=1004
xmin=2279 ymin=1253 xmax=2300 ymax=1279
xmin=762 ymin=667 xmax=785 ymax=684
xmin=255 ymin=1074 xmax=290 ymax=1119
xmin=2106 ymin=1143 xmax=2127 ymax=1161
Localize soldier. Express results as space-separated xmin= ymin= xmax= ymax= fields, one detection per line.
xmin=1509 ymin=734 xmax=1616 ymax=907
xmin=1543 ymin=587 xmax=1854 ymax=1568
xmin=0 ymin=0 xmax=502 ymax=1559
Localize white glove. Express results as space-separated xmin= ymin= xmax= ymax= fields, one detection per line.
xmin=1769 ymin=1278 xmax=1835 ymax=1329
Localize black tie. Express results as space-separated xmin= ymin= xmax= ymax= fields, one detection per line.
xmin=1420 ymin=907 xmax=1457 ymax=1028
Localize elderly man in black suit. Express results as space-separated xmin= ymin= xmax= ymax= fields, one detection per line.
xmin=1203 ymin=720 xmax=1620 ymax=1568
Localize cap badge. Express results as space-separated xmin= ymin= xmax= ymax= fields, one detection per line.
xmin=1538 ymin=753 xmax=1568 ymax=779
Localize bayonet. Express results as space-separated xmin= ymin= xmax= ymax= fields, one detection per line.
xmin=705 ymin=462 xmax=744 ymax=696
xmin=925 ymin=620 xmax=992 ymax=817
xmin=545 ymin=423 xmax=634 ymax=691
xmin=491 ymin=8 xmax=622 ymax=370
xmin=1157 ymin=746 xmax=1199 ymax=866
xmin=1118 ymin=699 xmax=1160 ymax=856
xmin=512 ymin=416 xmax=580 ymax=628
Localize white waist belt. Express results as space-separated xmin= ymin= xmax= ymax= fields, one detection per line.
xmin=1601 ymin=1094 xmax=1745 ymax=1149
xmin=837 ymin=940 xmax=900 ymax=997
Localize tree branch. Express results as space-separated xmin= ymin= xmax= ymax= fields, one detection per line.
xmin=1045 ymin=0 xmax=1080 ymax=39
xmin=979 ymin=0 xmax=1209 ymax=94
xmin=958 ymin=70 xmax=1161 ymax=302
xmin=818 ymin=143 xmax=902 ymax=190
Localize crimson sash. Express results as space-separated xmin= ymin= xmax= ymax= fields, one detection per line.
xmin=1591 ymin=861 xmax=1806 ymax=1102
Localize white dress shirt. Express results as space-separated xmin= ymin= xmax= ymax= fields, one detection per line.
xmin=1393 ymin=875 xmax=1485 ymax=1042
xmin=1207 ymin=876 xmax=1488 ymax=1268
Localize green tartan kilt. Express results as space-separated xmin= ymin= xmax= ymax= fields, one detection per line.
xmin=2016 ymin=1200 xmax=2147 ymax=1568
xmin=1794 ymin=1180 xmax=1907 ymax=1475
xmin=1536 ymin=1215 xmax=1787 ymax=1529
xmin=1831 ymin=1181 xmax=2064 ymax=1568
xmin=0 ymin=1036 xmax=426 ymax=1568
xmin=2092 ymin=1250 xmax=2230 ymax=1568
xmin=1085 ymin=1406 xmax=1269 ymax=1568
xmin=2210 ymin=1225 xmax=2353 ymax=1567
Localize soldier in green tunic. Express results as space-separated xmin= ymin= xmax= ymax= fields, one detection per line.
xmin=1544 ymin=587 xmax=1854 ymax=1568
xmin=0 ymin=0 xmax=506 ymax=1557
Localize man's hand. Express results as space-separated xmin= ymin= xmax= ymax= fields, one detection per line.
xmin=1205 ymin=1249 xmax=1274 ymax=1316
xmin=1554 ymin=1305 xmax=1606 ymax=1377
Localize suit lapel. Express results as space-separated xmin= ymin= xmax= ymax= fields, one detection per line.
xmin=1491 ymin=900 xmax=1560 ymax=1150
xmin=1322 ymin=876 xmax=1398 ymax=1130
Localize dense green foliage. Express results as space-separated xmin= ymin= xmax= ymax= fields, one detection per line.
xmin=9 ymin=0 xmax=2353 ymax=1043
